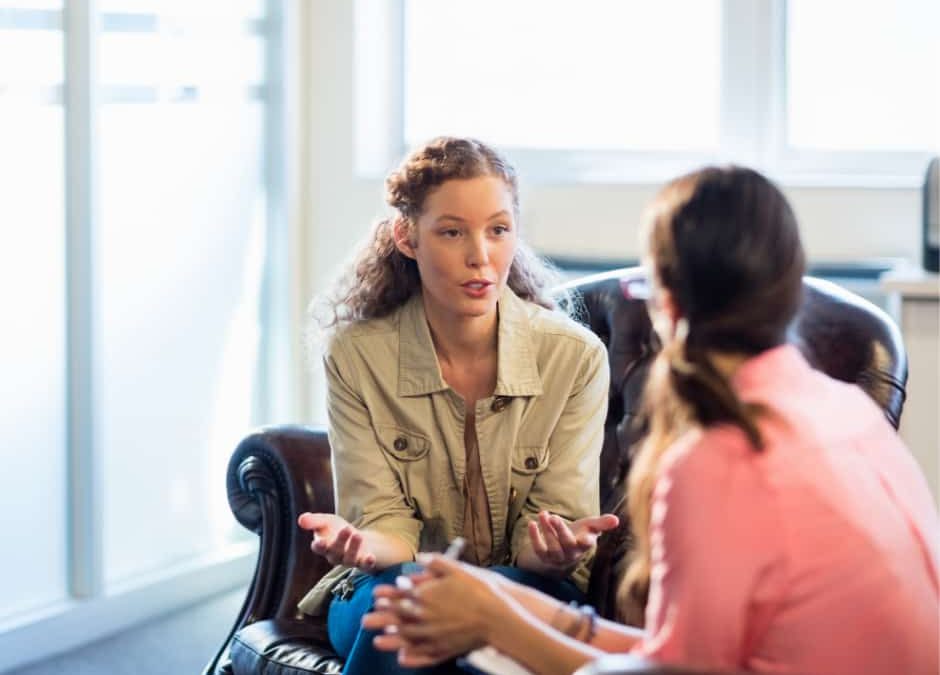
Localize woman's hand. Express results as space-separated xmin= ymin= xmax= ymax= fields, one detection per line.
xmin=363 ymin=554 xmax=509 ymax=667
xmin=526 ymin=511 xmax=620 ymax=571
xmin=297 ymin=512 xmax=377 ymax=571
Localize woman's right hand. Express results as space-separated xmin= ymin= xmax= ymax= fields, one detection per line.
xmin=297 ymin=512 xmax=377 ymax=571
xmin=524 ymin=511 xmax=620 ymax=572
xmin=364 ymin=554 xmax=508 ymax=666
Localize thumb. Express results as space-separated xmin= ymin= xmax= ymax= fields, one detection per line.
xmin=297 ymin=512 xmax=329 ymax=532
xmin=582 ymin=513 xmax=620 ymax=534
xmin=415 ymin=552 xmax=463 ymax=578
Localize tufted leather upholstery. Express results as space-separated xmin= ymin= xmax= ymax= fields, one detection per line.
xmin=204 ymin=268 xmax=907 ymax=675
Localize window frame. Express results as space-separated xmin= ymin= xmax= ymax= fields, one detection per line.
xmin=355 ymin=0 xmax=936 ymax=188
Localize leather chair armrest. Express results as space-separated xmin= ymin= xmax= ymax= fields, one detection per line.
xmin=230 ymin=619 xmax=341 ymax=675
xmin=205 ymin=425 xmax=337 ymax=675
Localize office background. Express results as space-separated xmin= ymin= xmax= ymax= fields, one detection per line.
xmin=1 ymin=0 xmax=937 ymax=671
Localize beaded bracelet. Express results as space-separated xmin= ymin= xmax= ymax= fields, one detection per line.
xmin=550 ymin=601 xmax=582 ymax=638
xmin=563 ymin=601 xmax=584 ymax=638
xmin=577 ymin=604 xmax=597 ymax=643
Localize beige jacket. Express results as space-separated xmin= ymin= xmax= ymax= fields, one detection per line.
xmin=298 ymin=287 xmax=609 ymax=615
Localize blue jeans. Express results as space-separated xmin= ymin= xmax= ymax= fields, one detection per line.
xmin=327 ymin=563 xmax=585 ymax=675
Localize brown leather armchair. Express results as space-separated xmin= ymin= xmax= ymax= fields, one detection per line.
xmin=204 ymin=267 xmax=907 ymax=675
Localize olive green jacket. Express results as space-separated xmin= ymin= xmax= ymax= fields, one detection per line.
xmin=298 ymin=287 xmax=609 ymax=615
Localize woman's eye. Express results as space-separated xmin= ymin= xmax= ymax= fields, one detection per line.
xmin=441 ymin=228 xmax=460 ymax=238
xmin=492 ymin=224 xmax=510 ymax=235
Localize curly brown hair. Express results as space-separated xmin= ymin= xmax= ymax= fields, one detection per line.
xmin=312 ymin=137 xmax=563 ymax=330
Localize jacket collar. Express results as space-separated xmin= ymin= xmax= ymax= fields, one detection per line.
xmin=397 ymin=286 xmax=543 ymax=398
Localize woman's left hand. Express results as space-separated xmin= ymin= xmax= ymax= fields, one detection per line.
xmin=527 ymin=511 xmax=620 ymax=570
xmin=362 ymin=554 xmax=508 ymax=667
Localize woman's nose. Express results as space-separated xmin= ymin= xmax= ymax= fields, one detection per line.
xmin=466 ymin=235 xmax=490 ymax=267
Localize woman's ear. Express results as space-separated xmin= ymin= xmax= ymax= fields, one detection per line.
xmin=393 ymin=218 xmax=417 ymax=259
xmin=659 ymin=288 xmax=681 ymax=326
xmin=650 ymin=287 xmax=682 ymax=342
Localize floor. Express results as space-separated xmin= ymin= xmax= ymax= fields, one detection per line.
xmin=6 ymin=587 xmax=246 ymax=675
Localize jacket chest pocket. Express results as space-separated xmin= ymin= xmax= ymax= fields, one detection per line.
xmin=506 ymin=445 xmax=549 ymax=531
xmin=376 ymin=426 xmax=431 ymax=462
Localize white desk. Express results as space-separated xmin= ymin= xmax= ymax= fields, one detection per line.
xmin=881 ymin=267 xmax=940 ymax=505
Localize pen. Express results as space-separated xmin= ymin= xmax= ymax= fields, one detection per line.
xmin=395 ymin=537 xmax=466 ymax=591
xmin=443 ymin=536 xmax=466 ymax=560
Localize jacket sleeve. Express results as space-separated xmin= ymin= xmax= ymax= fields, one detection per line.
xmin=510 ymin=338 xmax=609 ymax=590
xmin=325 ymin=337 xmax=422 ymax=556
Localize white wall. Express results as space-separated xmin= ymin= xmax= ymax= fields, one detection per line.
xmin=522 ymin=182 xmax=920 ymax=264
xmin=296 ymin=0 xmax=925 ymax=423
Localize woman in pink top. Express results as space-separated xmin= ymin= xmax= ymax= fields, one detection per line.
xmin=364 ymin=166 xmax=940 ymax=675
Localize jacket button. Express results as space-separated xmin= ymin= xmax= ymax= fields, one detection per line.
xmin=393 ymin=436 xmax=408 ymax=451
xmin=525 ymin=456 xmax=539 ymax=470
xmin=491 ymin=397 xmax=509 ymax=413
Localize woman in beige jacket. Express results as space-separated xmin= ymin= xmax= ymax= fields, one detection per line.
xmin=297 ymin=137 xmax=617 ymax=675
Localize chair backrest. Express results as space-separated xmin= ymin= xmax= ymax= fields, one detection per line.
xmin=559 ymin=267 xmax=908 ymax=619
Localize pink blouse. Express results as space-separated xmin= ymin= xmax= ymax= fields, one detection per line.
xmin=635 ymin=345 xmax=939 ymax=674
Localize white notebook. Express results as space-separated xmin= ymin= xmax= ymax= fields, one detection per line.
xmin=462 ymin=646 xmax=535 ymax=675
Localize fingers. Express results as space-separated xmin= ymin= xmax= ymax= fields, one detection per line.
xmin=541 ymin=516 xmax=572 ymax=562
xmin=343 ymin=530 xmax=363 ymax=566
xmin=414 ymin=552 xmax=462 ymax=577
xmin=309 ymin=528 xmax=338 ymax=557
xmin=373 ymin=633 xmax=446 ymax=668
xmin=368 ymin=587 xmax=424 ymax=625
xmin=339 ymin=529 xmax=376 ymax=570
xmin=308 ymin=524 xmax=375 ymax=569
xmin=572 ymin=513 xmax=620 ymax=548
xmin=530 ymin=512 xmax=569 ymax=564
xmin=372 ymin=584 xmax=408 ymax=601
xmin=530 ymin=511 xmax=610 ymax=567
xmin=528 ymin=518 xmax=548 ymax=556
xmin=398 ymin=649 xmax=442 ymax=668
xmin=297 ymin=512 xmax=327 ymax=531
xmin=318 ymin=525 xmax=352 ymax=565
xmin=374 ymin=635 xmax=447 ymax=668
xmin=372 ymin=633 xmax=406 ymax=653
xmin=406 ymin=570 xmax=434 ymax=587
xmin=362 ymin=608 xmax=400 ymax=632
xmin=545 ymin=512 xmax=580 ymax=552
xmin=365 ymin=594 xmax=426 ymax=655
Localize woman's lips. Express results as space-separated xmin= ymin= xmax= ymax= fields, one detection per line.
xmin=461 ymin=280 xmax=493 ymax=298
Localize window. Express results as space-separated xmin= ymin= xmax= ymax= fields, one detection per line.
xmin=404 ymin=0 xmax=721 ymax=152
xmin=787 ymin=0 xmax=939 ymax=153
xmin=0 ymin=0 xmax=68 ymax=623
xmin=0 ymin=0 xmax=291 ymax=669
xmin=95 ymin=0 xmax=267 ymax=586
xmin=357 ymin=0 xmax=940 ymax=185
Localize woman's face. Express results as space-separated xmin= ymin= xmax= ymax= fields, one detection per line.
xmin=397 ymin=175 xmax=518 ymax=324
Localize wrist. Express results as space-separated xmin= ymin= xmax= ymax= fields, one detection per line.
xmin=484 ymin=595 xmax=524 ymax=650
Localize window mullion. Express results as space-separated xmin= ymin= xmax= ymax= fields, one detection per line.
xmin=719 ymin=0 xmax=779 ymax=169
xmin=257 ymin=0 xmax=294 ymax=425
xmin=765 ymin=0 xmax=789 ymax=173
xmin=65 ymin=0 xmax=102 ymax=599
